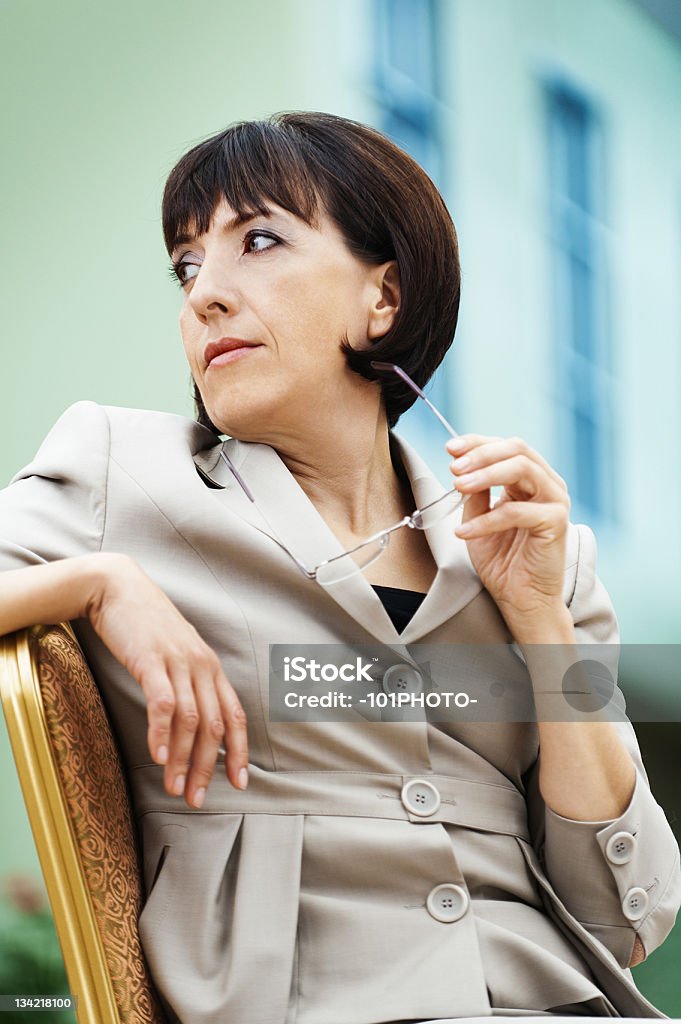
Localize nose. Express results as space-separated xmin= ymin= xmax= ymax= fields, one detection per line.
xmin=187 ymin=254 xmax=240 ymax=324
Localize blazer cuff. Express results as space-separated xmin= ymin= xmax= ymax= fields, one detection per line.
xmin=543 ymin=765 xmax=681 ymax=967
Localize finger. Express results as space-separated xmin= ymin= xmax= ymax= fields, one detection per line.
xmin=451 ymin=454 xmax=567 ymax=504
xmin=455 ymin=500 xmax=569 ymax=539
xmin=214 ymin=668 xmax=250 ymax=791
xmin=142 ymin=664 xmax=176 ymax=768
xmin=184 ymin=667 xmax=226 ymax=809
xmin=459 ymin=482 xmax=491 ymax=525
xmin=447 ymin=435 xmax=568 ymax=493
xmin=446 ymin=433 xmax=503 ymax=455
xmin=164 ymin=663 xmax=201 ymax=801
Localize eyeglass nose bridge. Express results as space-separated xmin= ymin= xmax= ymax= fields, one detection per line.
xmin=315 ymin=490 xmax=463 ymax=585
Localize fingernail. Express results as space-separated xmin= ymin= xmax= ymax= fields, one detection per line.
xmin=173 ymin=774 xmax=185 ymax=796
xmin=446 ymin=436 xmax=467 ymax=452
xmin=157 ymin=745 xmax=168 ymax=765
xmin=193 ymin=787 xmax=206 ymax=808
xmin=238 ymin=767 xmax=249 ymax=790
xmin=456 ymin=522 xmax=473 ymax=535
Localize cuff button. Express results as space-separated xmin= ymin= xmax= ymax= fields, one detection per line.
xmin=606 ymin=830 xmax=636 ymax=865
xmin=622 ymin=886 xmax=649 ymax=921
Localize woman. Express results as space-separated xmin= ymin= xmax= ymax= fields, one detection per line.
xmin=0 ymin=111 xmax=679 ymax=1023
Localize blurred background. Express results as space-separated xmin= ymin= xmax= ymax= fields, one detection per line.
xmin=1 ymin=0 xmax=680 ymax=1014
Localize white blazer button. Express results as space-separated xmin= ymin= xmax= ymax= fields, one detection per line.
xmin=401 ymin=779 xmax=441 ymax=817
xmin=426 ymin=883 xmax=469 ymax=923
xmin=622 ymin=887 xmax=649 ymax=921
xmin=382 ymin=663 xmax=423 ymax=695
xmin=605 ymin=831 xmax=637 ymax=865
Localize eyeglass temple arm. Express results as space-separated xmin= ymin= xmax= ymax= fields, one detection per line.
xmin=220 ymin=446 xmax=397 ymax=576
xmin=370 ymin=361 xmax=459 ymax=438
xmin=219 ymin=449 xmax=256 ymax=502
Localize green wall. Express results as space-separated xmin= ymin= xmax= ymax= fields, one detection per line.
xmin=0 ymin=0 xmax=373 ymax=970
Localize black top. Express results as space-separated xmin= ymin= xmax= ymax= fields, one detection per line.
xmin=371 ymin=584 xmax=427 ymax=633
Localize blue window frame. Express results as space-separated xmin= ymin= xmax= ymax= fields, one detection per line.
xmin=370 ymin=0 xmax=453 ymax=471
xmin=546 ymin=82 xmax=615 ymax=524
xmin=371 ymin=0 xmax=443 ymax=184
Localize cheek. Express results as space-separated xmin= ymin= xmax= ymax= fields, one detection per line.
xmin=178 ymin=306 xmax=200 ymax=357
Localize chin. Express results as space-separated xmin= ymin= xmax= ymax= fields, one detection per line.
xmin=211 ymin=383 xmax=294 ymax=439
xmin=206 ymin=406 xmax=269 ymax=443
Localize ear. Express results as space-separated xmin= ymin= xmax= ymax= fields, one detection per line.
xmin=366 ymin=260 xmax=401 ymax=342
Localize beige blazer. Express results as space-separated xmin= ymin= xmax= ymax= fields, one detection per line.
xmin=1 ymin=399 xmax=679 ymax=1024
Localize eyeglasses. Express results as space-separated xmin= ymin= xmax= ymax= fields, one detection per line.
xmin=219 ymin=361 xmax=464 ymax=587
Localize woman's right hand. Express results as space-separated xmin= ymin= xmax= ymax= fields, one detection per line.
xmin=84 ymin=553 xmax=248 ymax=809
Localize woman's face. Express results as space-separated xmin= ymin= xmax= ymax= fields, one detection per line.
xmin=171 ymin=196 xmax=398 ymax=442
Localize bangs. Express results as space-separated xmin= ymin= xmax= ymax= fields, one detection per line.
xmin=162 ymin=120 xmax=324 ymax=255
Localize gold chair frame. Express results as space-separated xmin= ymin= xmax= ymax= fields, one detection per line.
xmin=0 ymin=621 xmax=167 ymax=1024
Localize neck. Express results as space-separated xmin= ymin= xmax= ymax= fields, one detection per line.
xmin=264 ymin=415 xmax=412 ymax=541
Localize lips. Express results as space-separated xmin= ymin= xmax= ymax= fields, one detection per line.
xmin=204 ymin=337 xmax=262 ymax=368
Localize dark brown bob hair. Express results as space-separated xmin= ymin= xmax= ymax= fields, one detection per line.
xmin=162 ymin=110 xmax=461 ymax=434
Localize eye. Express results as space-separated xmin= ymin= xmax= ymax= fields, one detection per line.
xmin=244 ymin=230 xmax=280 ymax=254
xmin=167 ymin=231 xmax=280 ymax=289
xmin=168 ymin=258 xmax=199 ymax=288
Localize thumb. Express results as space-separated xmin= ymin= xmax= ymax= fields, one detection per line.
xmin=460 ymin=485 xmax=490 ymax=526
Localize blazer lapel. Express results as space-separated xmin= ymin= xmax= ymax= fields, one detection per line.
xmin=193 ymin=432 xmax=483 ymax=647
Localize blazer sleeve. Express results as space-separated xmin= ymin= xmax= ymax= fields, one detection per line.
xmin=525 ymin=522 xmax=681 ymax=969
xmin=0 ymin=400 xmax=110 ymax=575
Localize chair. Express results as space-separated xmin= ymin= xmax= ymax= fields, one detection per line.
xmin=0 ymin=621 xmax=168 ymax=1024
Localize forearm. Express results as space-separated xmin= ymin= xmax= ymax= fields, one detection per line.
xmin=511 ymin=603 xmax=636 ymax=822
xmin=535 ymin=719 xmax=636 ymax=821
xmin=512 ymin=607 xmax=647 ymax=968
xmin=0 ymin=553 xmax=121 ymax=636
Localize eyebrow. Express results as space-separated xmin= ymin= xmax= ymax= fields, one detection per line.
xmin=171 ymin=207 xmax=277 ymax=253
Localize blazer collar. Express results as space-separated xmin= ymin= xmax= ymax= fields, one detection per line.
xmin=193 ymin=432 xmax=483 ymax=646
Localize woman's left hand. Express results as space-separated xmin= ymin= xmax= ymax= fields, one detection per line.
xmin=445 ymin=434 xmax=571 ymax=626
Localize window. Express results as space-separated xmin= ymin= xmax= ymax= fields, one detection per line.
xmin=370 ymin=0 xmax=453 ymax=462
xmin=371 ymin=0 xmax=443 ymax=184
xmin=546 ymin=83 xmax=615 ymax=523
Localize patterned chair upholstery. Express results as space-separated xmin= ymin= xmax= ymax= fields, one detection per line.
xmin=0 ymin=621 xmax=168 ymax=1024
